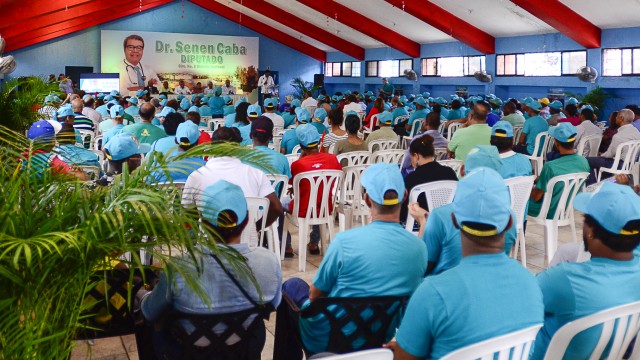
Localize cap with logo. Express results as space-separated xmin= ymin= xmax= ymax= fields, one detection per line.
xmin=223 ymin=95 xmax=233 ymax=105
xmin=136 ymin=89 xmax=148 ymax=97
xmin=526 ymin=100 xmax=542 ymax=111
xmin=103 ymin=134 xmax=146 ymax=161
xmin=248 ymin=104 xmax=262 ymax=118
xmin=295 ymin=124 xmax=319 ymax=147
xmin=295 ymin=108 xmax=311 ymax=123
xmin=548 ymin=122 xmax=577 ymax=143
xmin=251 ymin=116 xmax=274 ymax=137
xmin=110 ymin=105 xmax=125 ymax=118
xmin=491 ymin=121 xmax=514 ymax=138
xmin=398 ymin=96 xmax=407 ymax=106
xmin=465 ymin=145 xmax=503 ymax=173
xmin=360 ymin=163 xmax=405 ymax=206
xmin=264 ymin=98 xmax=277 ymax=109
xmin=574 ymin=181 xmax=640 ymax=235
xmin=453 ymin=167 xmax=512 ymax=236
xmin=175 ymin=121 xmax=200 ymax=147
xmin=28 ymin=120 xmax=57 ymax=141
xmin=548 ymin=100 xmax=563 ymax=110
xmin=200 ymin=180 xmax=248 ymax=227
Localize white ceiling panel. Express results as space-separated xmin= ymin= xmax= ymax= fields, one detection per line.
xmin=560 ymin=0 xmax=640 ymax=29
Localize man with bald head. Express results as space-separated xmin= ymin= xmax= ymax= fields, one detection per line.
xmin=71 ymin=98 xmax=95 ymax=132
xmin=121 ymin=102 xmax=166 ymax=144
xmin=81 ymin=95 xmax=103 ymax=128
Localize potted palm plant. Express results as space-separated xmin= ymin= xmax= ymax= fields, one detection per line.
xmin=0 ymin=75 xmax=61 ymax=132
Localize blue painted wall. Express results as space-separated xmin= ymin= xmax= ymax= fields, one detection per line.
xmin=6 ymin=1 xmax=323 ymax=100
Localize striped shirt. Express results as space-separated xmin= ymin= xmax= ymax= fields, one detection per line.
xmin=73 ymin=113 xmax=95 ymax=132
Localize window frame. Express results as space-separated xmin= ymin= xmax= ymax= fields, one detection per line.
xmin=420 ymin=56 xmax=486 ymax=77
xmin=364 ymin=59 xmax=413 ymax=78
xmin=324 ymin=61 xmax=362 ymax=78
xmin=602 ymin=47 xmax=640 ymax=77
xmin=495 ymin=50 xmax=586 ymax=77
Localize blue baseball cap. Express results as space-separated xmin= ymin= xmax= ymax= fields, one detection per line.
xmin=465 ymin=145 xmax=503 ymax=173
xmin=295 ymin=108 xmax=311 ymax=123
xmin=453 ymin=167 xmax=511 ymax=235
xmin=223 ymin=95 xmax=233 ymax=105
xmin=109 ymin=90 xmax=120 ymax=97
xmin=491 ymin=121 xmax=514 ymax=138
xmin=214 ymin=86 xmax=222 ymax=96
xmin=175 ymin=121 xmax=200 ymax=146
xmin=314 ymin=107 xmax=327 ymax=121
xmin=264 ymin=98 xmax=277 ymax=109
xmin=291 ymin=99 xmax=302 ymax=108
xmin=317 ymin=95 xmax=326 ymax=101
xmin=580 ymin=105 xmax=594 ymax=113
xmin=414 ymin=97 xmax=427 ymax=107
xmin=159 ymin=106 xmax=176 ymax=118
xmin=360 ymin=163 xmax=405 ymax=206
xmin=160 ymin=99 xmax=167 ymax=107
xmin=235 ymin=97 xmax=248 ymax=108
xmin=136 ymin=90 xmax=148 ymax=97
xmin=490 ymin=98 xmax=503 ymax=106
xmin=574 ymin=182 xmax=640 ymax=235
xmin=104 ymin=134 xmax=146 ymax=161
xmin=398 ymin=96 xmax=407 ymax=106
xmin=248 ymin=104 xmax=262 ymax=118
xmin=57 ymin=106 xmax=75 ymax=118
xmin=378 ymin=111 xmax=393 ymax=125
xmin=177 ymin=94 xmax=185 ymax=101
xmin=200 ymin=180 xmax=248 ymax=227
xmin=548 ymin=100 xmax=563 ymax=110
xmin=128 ymin=97 xmax=138 ymax=105
xmin=365 ymin=91 xmax=374 ymax=97
xmin=110 ymin=105 xmax=124 ymax=118
xmin=104 ymin=95 xmax=114 ymax=102
xmin=548 ymin=123 xmax=577 ymax=143
xmin=344 ymin=90 xmax=352 ymax=95
xmin=526 ymin=100 xmax=542 ymax=111
xmin=96 ymin=93 xmax=105 ymax=100
xmin=566 ymin=97 xmax=579 ymax=105
xmin=27 ymin=120 xmax=56 ymax=141
xmin=158 ymin=94 xmax=167 ymax=100
xmin=180 ymin=98 xmax=191 ymax=111
xmin=422 ymin=92 xmax=431 ymax=98
xmin=188 ymin=105 xmax=199 ymax=113
xmin=295 ymin=124 xmax=319 ymax=147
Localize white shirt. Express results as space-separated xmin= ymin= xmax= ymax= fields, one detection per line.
xmin=301 ymin=97 xmax=316 ymax=108
xmin=82 ymin=107 xmax=103 ymax=128
xmin=221 ymin=85 xmax=237 ymax=95
xmin=38 ymin=105 xmax=58 ymax=119
xmin=203 ymin=87 xmax=216 ymax=95
xmin=174 ymin=85 xmax=191 ymax=95
xmin=263 ymin=112 xmax=285 ymax=129
xmin=575 ymin=120 xmax=602 ymax=154
xmin=601 ymin=124 xmax=640 ymax=159
xmin=343 ymin=102 xmax=362 ymax=114
xmin=257 ymin=75 xmax=275 ymax=95
xmin=182 ymin=157 xmax=276 ymax=247
xmin=121 ymin=59 xmax=159 ymax=95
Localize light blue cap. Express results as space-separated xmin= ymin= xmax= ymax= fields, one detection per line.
xmin=548 ymin=100 xmax=563 ymax=110
xmin=344 ymin=90 xmax=352 ymax=95
xmin=548 ymin=123 xmax=577 ymax=143
xmin=566 ymin=97 xmax=579 ymax=105
xmin=97 ymin=93 xmax=105 ymax=100
xmin=188 ymin=105 xmax=199 ymax=113
xmin=295 ymin=107 xmax=311 ymax=123
xmin=110 ymin=90 xmax=120 ymax=97
xmin=175 ymin=121 xmax=200 ymax=146
xmin=580 ymin=105 xmax=594 ymax=113
xmin=295 ymin=124 xmax=319 ymax=147
xmin=490 ymin=98 xmax=503 ymax=106
xmin=234 ymin=97 xmax=248 ymax=108
xmin=223 ymin=95 xmax=233 ymax=105
xmin=136 ymin=90 xmax=148 ymax=97
xmin=317 ymin=95 xmax=326 ymax=101
xmin=200 ymin=180 xmax=248 ymax=226
xmin=159 ymin=106 xmax=176 ymax=117
xmin=422 ymin=92 xmax=431 ymax=98
xmin=360 ymin=163 xmax=405 ymax=205
xmin=465 ymin=145 xmax=503 ymax=173
xmin=160 ymin=99 xmax=167 ymax=107
xmin=128 ymin=97 xmax=138 ymax=105
xmin=27 ymin=120 xmax=56 ymax=141
xmin=264 ymin=98 xmax=277 ymax=108
xmin=158 ymin=94 xmax=167 ymax=100
xmin=214 ymin=86 xmax=222 ymax=96
xmin=384 ymin=102 xmax=391 ymax=110
xmin=180 ymin=98 xmax=191 ymax=110
xmin=491 ymin=121 xmax=514 ymax=138
xmin=57 ymin=106 xmax=75 ymax=118
xmin=521 ymin=96 xmax=534 ymax=104
xmin=526 ymin=100 xmax=542 ymax=111
xmin=82 ymin=94 xmax=93 ymax=102
xmin=486 ymin=94 xmax=497 ymax=100
xmin=110 ymin=105 xmax=124 ymax=118
xmin=291 ymin=99 xmax=302 ymax=108
xmin=414 ymin=97 xmax=427 ymax=107
xmin=248 ymin=104 xmax=262 ymax=117
xmin=398 ymin=96 xmax=407 ymax=106
xmin=104 ymin=95 xmax=113 ymax=102
xmin=177 ymin=94 xmax=185 ymax=101
xmin=365 ymin=91 xmax=374 ymax=97
xmin=314 ymin=107 xmax=327 ymax=121
xmin=331 ymin=95 xmax=338 ymax=102
xmin=378 ymin=111 xmax=393 ymax=124
xmin=453 ymin=167 xmax=511 ymax=235
xmin=104 ymin=133 xmax=145 ymax=161
xmin=574 ymin=181 xmax=640 ymax=235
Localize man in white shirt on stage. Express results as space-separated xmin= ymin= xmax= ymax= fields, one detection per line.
xmin=121 ymin=34 xmax=159 ymax=94
xmin=221 ymin=79 xmax=237 ymax=95
xmin=174 ymin=79 xmax=192 ymax=95
xmin=257 ymin=69 xmax=275 ymax=107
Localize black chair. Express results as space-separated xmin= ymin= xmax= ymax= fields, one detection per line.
xmin=166 ymin=307 xmax=271 ymax=360
xmin=274 ymin=294 xmax=408 ymax=359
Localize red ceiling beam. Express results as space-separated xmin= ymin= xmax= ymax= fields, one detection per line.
xmin=190 ymin=0 xmax=326 ymax=62
xmin=385 ymin=0 xmax=495 ymax=54
xmin=5 ymin=0 xmax=173 ymax=52
xmin=296 ymin=0 xmax=420 ymax=58
xmin=0 ymin=0 xmax=94 ymax=30
xmin=509 ymin=0 xmax=601 ymax=48
xmin=230 ymin=0 xmax=364 ymax=60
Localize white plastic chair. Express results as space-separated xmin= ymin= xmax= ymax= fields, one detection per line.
xmin=405 ymin=180 xmax=458 ymax=232
xmin=283 ymin=170 xmax=343 ymax=272
xmin=513 ymin=126 xmax=523 ymax=145
xmin=371 ymin=149 xmax=405 ymax=165
xmin=285 ymin=153 xmax=299 ymax=167
xmin=525 ymin=131 xmax=550 ymax=176
xmin=291 ymin=144 xmax=302 ymax=154
xmin=575 ymin=134 xmax=602 ymax=158
xmin=266 ymin=174 xmax=289 ymax=261
xmin=243 ymin=197 xmax=270 ymax=249
xmin=200 ymin=115 xmax=212 ymax=124
xmin=81 ymin=165 xmax=101 ymax=180
xmin=78 ymin=130 xmax=95 ymax=149
xmin=439 ymin=159 xmax=464 ymax=178
xmin=393 ymin=115 xmax=409 ymax=126
xmin=93 ymin=135 xmax=103 ymax=151
xmin=402 ymin=118 xmax=425 ymax=149
xmin=527 ymin=172 xmax=589 ymax=264
xmin=543 ymin=135 xmax=556 ymax=161
xmin=304 ymin=106 xmax=316 ymax=118
xmin=596 ymin=121 xmax=607 ymax=131
xmin=447 ymin=122 xmax=462 ymax=141
xmin=319 ymin=348 xmax=393 ymax=359
xmin=543 ymin=301 xmax=640 ymax=360
xmin=207 ymin=118 xmax=225 ymax=131
xmin=367 ymin=139 xmax=399 ymax=152
xmin=442 ymin=325 xmax=542 ymax=360
xmin=363 ymin=114 xmax=379 ymax=135
xmin=434 ymin=147 xmax=449 ymax=161
xmin=90 ymin=149 xmax=105 ymax=164
xmin=271 ymin=134 xmax=282 ymax=151
xmin=337 ymin=165 xmax=370 ymax=232
xmin=596 ymin=140 xmax=640 ymax=182
xmin=336 ymin=151 xmax=371 ymax=167
xmin=438 ymin=121 xmax=447 ymax=137
xmin=505 ymin=175 xmax=536 ymax=267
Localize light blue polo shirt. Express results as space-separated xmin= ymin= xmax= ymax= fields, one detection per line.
xmin=224 ymin=113 xmax=236 ymax=127
xmin=531 ymin=257 xmax=640 ymax=359
xmin=282 ymin=112 xmax=296 ymax=128
xmin=102 ymin=124 xmax=125 ymax=146
xmin=198 ymin=105 xmax=213 ymax=117
xmin=300 ymin=221 xmax=428 ymax=354
xmin=522 ymin=115 xmax=549 ymax=155
xmin=124 ymin=105 xmax=139 ymax=117
xmin=246 ymin=145 xmax=291 ymax=178
xmin=423 ymin=203 xmax=516 ymax=275
xmin=231 ymin=122 xmax=252 ymax=146
xmin=208 ymin=96 xmax=225 ymax=116
xmin=396 ymin=253 xmax=543 ymax=359
xmin=408 ymin=108 xmax=429 ymax=127
xmin=148 ymin=136 xmax=178 ymax=156
xmin=149 ymin=153 xmax=206 ymax=183
xmin=280 ymin=128 xmax=299 ymax=154
xmin=446 ymin=108 xmax=465 ymax=120
xmin=499 ymin=151 xmax=533 ymax=179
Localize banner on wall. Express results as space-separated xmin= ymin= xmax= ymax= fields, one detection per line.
xmin=101 ymin=30 xmax=259 ymax=95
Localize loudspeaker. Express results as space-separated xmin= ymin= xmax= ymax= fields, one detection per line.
xmin=314 ymin=74 xmax=324 ymax=88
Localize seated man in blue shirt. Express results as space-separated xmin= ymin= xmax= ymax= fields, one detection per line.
xmin=148 ymin=121 xmax=206 ymax=183
xmin=140 ymin=180 xmax=282 ymax=359
xmin=389 ymin=167 xmax=544 ymax=359
xmin=530 ymin=182 xmax=640 ymax=359
xmin=490 ymin=121 xmax=533 ymax=179
xmin=274 ymin=163 xmax=428 ymax=359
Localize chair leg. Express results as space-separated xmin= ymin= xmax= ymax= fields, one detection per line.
xmin=338 ymin=212 xmax=346 ymax=233
xmin=281 ymin=217 xmax=289 ymax=261
xmin=298 ymin=220 xmax=308 ymax=272
xmin=544 ymin=220 xmax=558 ymax=266
xmin=327 ymin=218 xmax=336 ymax=247
xmin=519 ymin=227 xmax=527 ymax=267
xmin=569 ymin=212 xmax=578 ymax=243
xmin=268 ymin=224 xmax=281 ymax=264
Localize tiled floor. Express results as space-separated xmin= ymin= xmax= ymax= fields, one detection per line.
xmin=71 ymin=213 xmax=584 ymax=359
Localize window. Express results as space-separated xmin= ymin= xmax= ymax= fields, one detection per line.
xmin=420 ymin=56 xmax=485 ymax=77
xmin=366 ymin=61 xmax=378 ymax=77
xmin=603 ymin=48 xmax=640 ymax=76
xmin=365 ymin=59 xmax=412 ymax=77
xmin=324 ymin=61 xmax=361 ymax=77
xmin=496 ymin=51 xmax=586 ymax=76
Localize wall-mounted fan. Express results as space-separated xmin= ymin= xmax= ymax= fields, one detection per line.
xmin=474 ymin=71 xmax=492 ymax=83
xmin=577 ymin=66 xmax=598 ymax=83
xmin=404 ymin=69 xmax=418 ymax=81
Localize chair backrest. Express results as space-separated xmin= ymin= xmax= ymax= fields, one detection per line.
xmin=447 ymin=122 xmax=462 ymax=141
xmin=533 ymin=172 xmax=589 ymax=221
xmin=513 ymin=126 xmax=523 ymax=145
xmin=319 ymin=349 xmax=393 ymax=360
xmin=438 ymin=121 xmax=447 ymax=136
xmin=266 ymin=173 xmax=289 ymax=200
xmin=79 ymin=129 xmax=95 ymax=148
xmin=328 ymin=142 xmax=337 ymax=154
xmin=337 ymin=151 xmax=371 ymax=167
xmin=368 ymin=139 xmax=399 ymax=152
xmin=543 ymin=301 xmax=640 ymax=360
xmin=434 ymin=147 xmax=449 ymax=161
xmin=442 ymin=325 xmax=543 ymax=360
xmin=272 ymin=134 xmax=283 ymax=152
xmin=610 ymin=140 xmax=640 ymax=173
xmin=340 ymin=165 xmax=369 ymax=216
xmin=505 ymin=176 xmax=536 ymax=228
xmin=405 ymin=180 xmax=458 ymax=231
xmin=438 ymin=159 xmax=464 ymax=178
xmin=408 ymin=118 xmax=425 ymax=137
xmin=291 ymin=170 xmax=344 ymax=220
xmin=285 ymin=153 xmax=299 ymax=167
xmin=530 ymin=131 xmax=550 ymax=158
xmin=371 ymin=149 xmax=405 ymax=165
xmin=207 ymin=118 xmax=225 ymax=131
xmin=575 ymin=134 xmax=603 ymax=158
xmin=93 ymin=135 xmax=103 ymax=151
xmin=169 ymin=308 xmax=267 ymax=360
xmin=242 ymin=197 xmax=270 ymax=248
xmin=544 ymin=135 xmax=556 ymax=160
xmin=393 ymin=115 xmax=409 ymax=126
xmin=81 ymin=165 xmax=101 ymax=180
xmin=596 ymin=121 xmax=607 ymax=130
xmin=364 ymin=114 xmax=380 ymax=133
xmin=291 ymin=144 xmax=302 ymax=154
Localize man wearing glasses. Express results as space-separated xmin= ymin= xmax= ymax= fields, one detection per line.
xmin=121 ymin=34 xmax=159 ymax=94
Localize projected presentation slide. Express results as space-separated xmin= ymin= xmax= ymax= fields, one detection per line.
xmin=80 ymin=73 xmax=120 ymax=93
